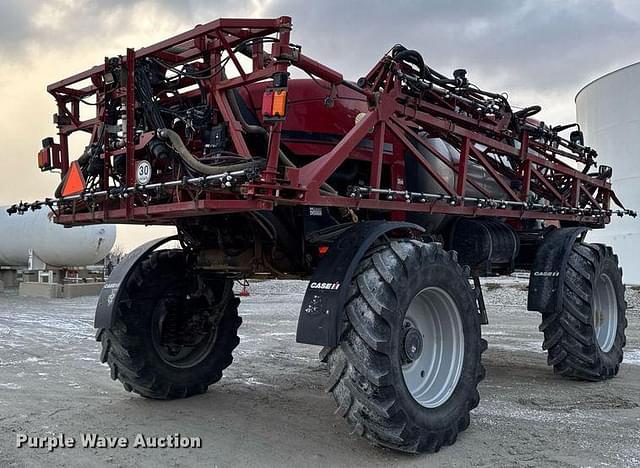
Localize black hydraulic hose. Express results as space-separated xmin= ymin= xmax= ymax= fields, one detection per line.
xmin=392 ymin=49 xmax=426 ymax=77
xmin=392 ymin=45 xmax=510 ymax=110
xmin=393 ymin=48 xmax=463 ymax=89
xmin=226 ymin=89 xmax=268 ymax=137
xmin=513 ymin=106 xmax=542 ymax=119
xmin=339 ymin=79 xmax=367 ymax=96
xmin=136 ymin=67 xmax=165 ymax=130
xmin=157 ymin=128 xmax=260 ymax=175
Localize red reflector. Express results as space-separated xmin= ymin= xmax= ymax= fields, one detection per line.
xmin=262 ymin=90 xmax=274 ymax=118
xmin=37 ymin=140 xmax=62 ymax=171
xmin=38 ymin=148 xmax=50 ymax=171
xmin=318 ymin=246 xmax=329 ymax=255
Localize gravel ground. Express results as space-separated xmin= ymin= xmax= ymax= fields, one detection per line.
xmin=0 ymin=279 xmax=639 ymax=467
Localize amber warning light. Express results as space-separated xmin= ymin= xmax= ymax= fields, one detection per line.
xmin=262 ymin=88 xmax=287 ymax=121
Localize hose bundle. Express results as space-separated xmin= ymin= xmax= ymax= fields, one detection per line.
xmin=157 ymin=128 xmax=263 ymax=176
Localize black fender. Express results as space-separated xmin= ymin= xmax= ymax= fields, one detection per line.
xmin=527 ymin=227 xmax=588 ymax=314
xmin=296 ymin=221 xmax=424 ymax=347
xmin=94 ymin=235 xmax=179 ymax=329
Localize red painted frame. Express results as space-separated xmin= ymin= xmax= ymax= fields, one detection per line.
xmin=43 ymin=16 xmax=620 ymax=227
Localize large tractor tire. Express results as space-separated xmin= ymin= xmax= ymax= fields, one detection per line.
xmin=325 ymin=240 xmax=486 ymax=453
xmin=96 ymin=250 xmax=241 ymax=399
xmin=540 ymin=242 xmax=627 ymax=380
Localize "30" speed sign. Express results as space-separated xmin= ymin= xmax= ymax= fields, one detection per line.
xmin=135 ymin=160 xmax=152 ymax=185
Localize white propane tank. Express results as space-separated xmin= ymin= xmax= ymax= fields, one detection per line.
xmin=0 ymin=207 xmax=116 ymax=267
xmin=576 ymin=63 xmax=640 ymax=285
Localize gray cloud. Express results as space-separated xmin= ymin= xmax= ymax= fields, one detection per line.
xmin=305 ymin=1 xmax=637 ymax=121
xmin=261 ymin=1 xmax=640 ymax=99
xmin=1 ymin=0 xmax=639 ymax=122
xmin=0 ymin=0 xmax=243 ymax=58
xmin=0 ymin=0 xmax=39 ymax=51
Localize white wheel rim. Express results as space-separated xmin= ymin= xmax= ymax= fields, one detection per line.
xmin=401 ymin=287 xmax=465 ymax=408
xmin=593 ymin=273 xmax=618 ymax=353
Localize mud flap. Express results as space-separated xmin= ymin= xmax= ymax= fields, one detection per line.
xmin=296 ymin=221 xmax=424 ymax=347
xmin=527 ymin=227 xmax=588 ymax=314
xmin=94 ymin=235 xmax=179 ymax=329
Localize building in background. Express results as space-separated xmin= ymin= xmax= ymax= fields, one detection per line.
xmin=576 ymin=64 xmax=640 ymax=285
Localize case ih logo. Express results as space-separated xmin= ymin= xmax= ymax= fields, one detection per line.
xmin=533 ymin=271 xmax=560 ymax=277
xmin=309 ymin=282 xmax=341 ymax=291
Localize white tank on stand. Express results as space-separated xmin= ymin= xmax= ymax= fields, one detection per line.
xmin=576 ymin=63 xmax=640 ymax=284
xmin=0 ymin=207 xmax=116 ymax=267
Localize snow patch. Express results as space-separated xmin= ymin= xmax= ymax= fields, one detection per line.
xmin=488 ymin=341 xmax=544 ymax=353
xmin=0 ymin=383 xmax=21 ymax=389
xmin=624 ymin=350 xmax=640 ymax=365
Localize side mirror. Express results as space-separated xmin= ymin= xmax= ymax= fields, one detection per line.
xmin=570 ymin=130 xmax=584 ymax=147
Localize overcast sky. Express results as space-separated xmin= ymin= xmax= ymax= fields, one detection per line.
xmin=1 ymin=0 xmax=639 ymax=250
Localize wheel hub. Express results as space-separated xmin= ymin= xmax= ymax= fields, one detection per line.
xmin=403 ymin=326 xmax=423 ymax=362
xmin=151 ymin=294 xmax=219 ymax=368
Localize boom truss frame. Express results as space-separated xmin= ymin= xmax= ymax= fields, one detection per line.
xmin=17 ymin=16 xmax=633 ymax=227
